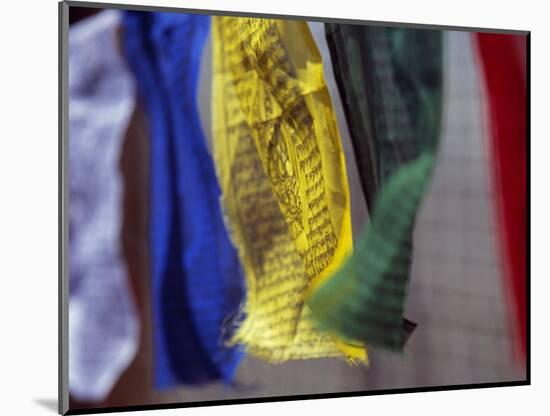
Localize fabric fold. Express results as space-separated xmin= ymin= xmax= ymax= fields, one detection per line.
xmin=68 ymin=10 xmax=139 ymax=401
xmin=122 ymin=11 xmax=245 ymax=387
xmin=212 ymin=16 xmax=366 ymax=363
xmin=306 ymin=25 xmax=444 ymax=350
xmin=475 ymin=33 xmax=527 ymax=362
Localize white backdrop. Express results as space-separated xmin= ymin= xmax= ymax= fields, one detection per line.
xmin=0 ymin=0 xmax=545 ymax=415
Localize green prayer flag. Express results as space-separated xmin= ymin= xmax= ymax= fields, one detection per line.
xmin=307 ymin=25 xmax=443 ymax=351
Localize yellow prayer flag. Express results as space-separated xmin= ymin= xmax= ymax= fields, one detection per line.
xmin=212 ymin=16 xmax=366 ymax=363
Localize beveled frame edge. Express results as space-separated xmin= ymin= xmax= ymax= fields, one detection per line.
xmin=59 ymin=1 xmax=70 ymax=415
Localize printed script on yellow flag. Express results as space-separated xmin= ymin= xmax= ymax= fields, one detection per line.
xmin=212 ymin=16 xmax=367 ymax=363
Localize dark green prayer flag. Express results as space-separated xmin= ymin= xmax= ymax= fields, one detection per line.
xmin=307 ymin=25 xmax=443 ymax=351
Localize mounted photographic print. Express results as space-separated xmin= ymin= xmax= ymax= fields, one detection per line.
xmin=59 ymin=1 xmax=529 ymax=414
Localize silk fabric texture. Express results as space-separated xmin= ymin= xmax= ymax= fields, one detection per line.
xmin=307 ymin=25 xmax=443 ymax=350
xmin=212 ymin=16 xmax=366 ymax=363
xmin=123 ymin=12 xmax=245 ymax=387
